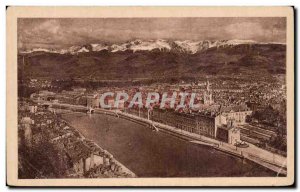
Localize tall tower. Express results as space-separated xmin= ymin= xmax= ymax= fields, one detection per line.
xmin=204 ymin=80 xmax=213 ymax=105
xmin=207 ymin=80 xmax=211 ymax=92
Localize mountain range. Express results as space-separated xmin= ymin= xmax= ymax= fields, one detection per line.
xmin=19 ymin=39 xmax=284 ymax=55
xmin=18 ymin=39 xmax=286 ymax=81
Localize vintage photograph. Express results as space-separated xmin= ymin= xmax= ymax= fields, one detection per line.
xmin=7 ymin=7 xmax=294 ymax=186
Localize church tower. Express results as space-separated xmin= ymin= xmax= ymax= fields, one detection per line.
xmin=204 ymin=80 xmax=213 ymax=105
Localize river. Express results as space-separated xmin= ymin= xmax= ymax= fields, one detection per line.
xmin=62 ymin=112 xmax=277 ymax=177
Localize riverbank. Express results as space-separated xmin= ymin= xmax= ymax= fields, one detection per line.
xmin=41 ymin=101 xmax=286 ymax=176
xmin=18 ymin=100 xmax=136 ymax=178
xmin=93 ymin=108 xmax=287 ymax=176
xmin=61 ymin=119 xmax=136 ymax=178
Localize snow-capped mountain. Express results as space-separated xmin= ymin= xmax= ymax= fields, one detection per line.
xmin=19 ymin=39 xmax=282 ymax=55
xmin=110 ymin=43 xmax=129 ymax=52
xmin=129 ymin=39 xmax=171 ymax=52
xmin=91 ymin=43 xmax=109 ymax=52
xmin=173 ymin=40 xmax=203 ymax=54
xmin=172 ymin=40 xmax=257 ymax=54
xmin=109 ymin=39 xmax=171 ymax=53
xmin=67 ymin=45 xmax=91 ymax=54
xmin=20 ymin=48 xmax=59 ymax=54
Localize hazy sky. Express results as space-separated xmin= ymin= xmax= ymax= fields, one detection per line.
xmin=18 ymin=17 xmax=286 ymax=49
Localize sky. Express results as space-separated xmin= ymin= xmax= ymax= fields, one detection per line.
xmin=18 ymin=17 xmax=286 ymax=49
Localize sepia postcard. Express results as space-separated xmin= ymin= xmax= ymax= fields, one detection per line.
xmin=6 ymin=6 xmax=294 ymax=187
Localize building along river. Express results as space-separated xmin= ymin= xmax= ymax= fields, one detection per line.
xmin=62 ymin=112 xmax=277 ymax=177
